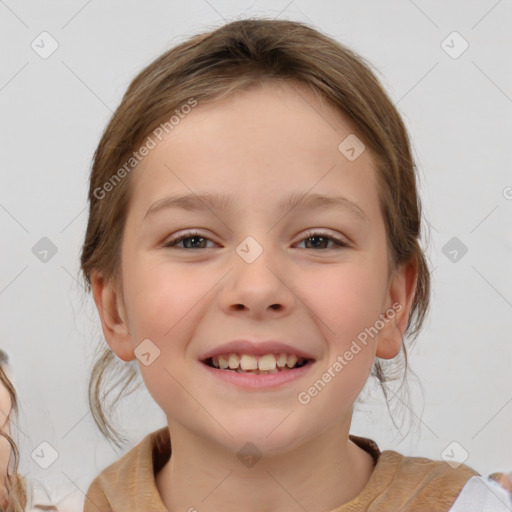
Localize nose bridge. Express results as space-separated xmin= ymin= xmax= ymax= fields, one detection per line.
xmin=220 ymin=233 xmax=294 ymax=314
xmin=233 ymin=233 xmax=281 ymax=286
xmin=235 ymin=234 xmax=268 ymax=266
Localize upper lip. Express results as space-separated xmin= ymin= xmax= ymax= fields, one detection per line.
xmin=199 ymin=340 xmax=316 ymax=361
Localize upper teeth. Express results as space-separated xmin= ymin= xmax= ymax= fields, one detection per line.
xmin=211 ymin=353 xmax=303 ymax=371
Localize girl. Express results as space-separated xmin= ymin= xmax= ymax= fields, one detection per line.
xmin=81 ymin=18 xmax=511 ymax=512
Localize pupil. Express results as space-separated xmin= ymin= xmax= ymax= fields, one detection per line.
xmin=184 ymin=236 xmax=205 ymax=249
xmin=306 ymin=236 xmax=327 ymax=249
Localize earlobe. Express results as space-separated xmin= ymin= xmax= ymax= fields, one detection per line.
xmin=91 ymin=270 xmax=135 ymax=362
xmin=376 ymin=258 xmax=418 ymax=360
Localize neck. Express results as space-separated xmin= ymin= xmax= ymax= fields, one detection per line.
xmin=156 ymin=417 xmax=375 ymax=512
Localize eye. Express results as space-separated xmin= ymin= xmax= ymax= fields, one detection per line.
xmin=295 ymin=230 xmax=349 ymax=250
xmin=163 ymin=230 xmax=215 ymax=249
xmin=163 ymin=230 xmax=349 ymax=250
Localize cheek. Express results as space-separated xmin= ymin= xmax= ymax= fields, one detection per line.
xmin=295 ymin=265 xmax=382 ymax=413
xmin=123 ymin=262 xmax=207 ymax=409
xmin=298 ymin=260 xmax=386 ymax=405
xmin=300 ymin=261 xmax=386 ymax=343
xmin=123 ymin=258 xmax=204 ymax=340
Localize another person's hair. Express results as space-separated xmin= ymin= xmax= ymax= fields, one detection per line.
xmin=0 ymin=351 xmax=59 ymax=512
xmin=0 ymin=349 xmax=27 ymax=512
xmin=80 ymin=18 xmax=431 ymax=448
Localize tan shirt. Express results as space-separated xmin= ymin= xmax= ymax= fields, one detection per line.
xmin=84 ymin=427 xmax=479 ymax=512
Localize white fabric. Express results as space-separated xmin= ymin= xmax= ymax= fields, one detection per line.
xmin=449 ymin=476 xmax=512 ymax=512
xmin=25 ymin=480 xmax=84 ymax=512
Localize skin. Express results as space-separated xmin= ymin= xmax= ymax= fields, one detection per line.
xmin=0 ymin=364 xmax=13 ymax=510
xmin=92 ymin=79 xmax=418 ymax=512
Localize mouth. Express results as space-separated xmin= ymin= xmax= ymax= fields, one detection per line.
xmin=201 ymin=353 xmax=315 ymax=375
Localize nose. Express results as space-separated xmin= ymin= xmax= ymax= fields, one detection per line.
xmin=218 ymin=238 xmax=296 ymax=318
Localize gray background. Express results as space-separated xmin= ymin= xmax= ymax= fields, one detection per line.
xmin=1 ymin=0 xmax=511 ymax=501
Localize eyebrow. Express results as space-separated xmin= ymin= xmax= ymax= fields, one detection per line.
xmin=144 ymin=192 xmax=368 ymax=223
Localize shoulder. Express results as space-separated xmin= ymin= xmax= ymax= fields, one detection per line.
xmin=84 ymin=472 xmax=111 ymax=512
xmin=384 ymin=449 xmax=479 ymax=483
xmin=369 ymin=449 xmax=479 ymax=511
xmin=84 ymin=427 xmax=169 ymax=512
xmin=83 ymin=437 xmax=149 ymax=512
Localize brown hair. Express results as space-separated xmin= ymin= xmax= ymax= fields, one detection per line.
xmin=0 ymin=350 xmax=27 ymax=512
xmin=80 ymin=18 xmax=431 ymax=448
xmin=0 ymin=352 xmax=60 ymax=512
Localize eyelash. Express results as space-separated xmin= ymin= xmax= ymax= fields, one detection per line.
xmin=163 ymin=230 xmax=349 ymax=250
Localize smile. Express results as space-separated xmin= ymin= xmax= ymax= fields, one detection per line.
xmin=203 ymin=352 xmax=311 ymax=374
xmin=200 ymin=356 xmax=316 ymax=390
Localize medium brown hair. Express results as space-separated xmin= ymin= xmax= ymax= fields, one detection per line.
xmin=80 ymin=18 xmax=430 ymax=448
xmin=0 ymin=351 xmax=60 ymax=511
xmin=0 ymin=350 xmax=27 ymax=512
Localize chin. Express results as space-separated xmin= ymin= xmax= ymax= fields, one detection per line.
xmin=219 ymin=420 xmax=307 ymax=456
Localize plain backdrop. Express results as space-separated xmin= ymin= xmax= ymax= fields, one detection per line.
xmin=1 ymin=0 xmax=511 ymax=499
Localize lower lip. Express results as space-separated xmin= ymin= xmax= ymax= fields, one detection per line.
xmin=200 ymin=360 xmax=315 ymax=390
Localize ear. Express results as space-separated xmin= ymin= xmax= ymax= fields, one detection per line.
xmin=376 ymin=257 xmax=418 ymax=359
xmin=91 ymin=270 xmax=135 ymax=362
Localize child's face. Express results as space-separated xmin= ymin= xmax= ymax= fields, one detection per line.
xmin=93 ymin=80 xmax=415 ymax=453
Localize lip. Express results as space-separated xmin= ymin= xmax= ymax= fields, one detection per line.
xmin=198 ymin=339 xmax=316 ymax=361
xmin=200 ymin=359 xmax=316 ymax=390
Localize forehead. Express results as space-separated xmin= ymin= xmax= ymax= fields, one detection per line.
xmin=128 ymin=79 xmax=382 ymax=222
